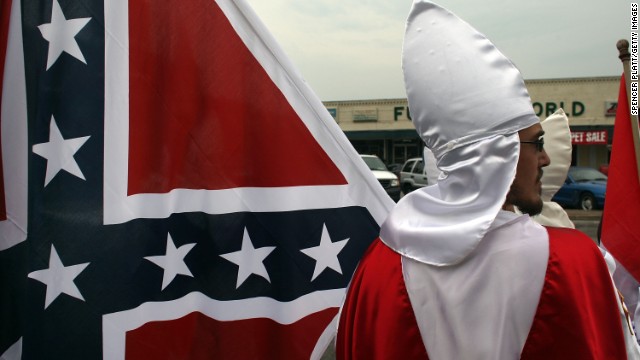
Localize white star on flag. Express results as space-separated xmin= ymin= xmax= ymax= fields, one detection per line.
xmin=220 ymin=228 xmax=276 ymax=289
xmin=37 ymin=0 xmax=91 ymax=70
xmin=32 ymin=116 xmax=90 ymax=186
xmin=145 ymin=233 xmax=196 ymax=290
xmin=28 ymin=245 xmax=90 ymax=309
xmin=301 ymin=223 xmax=349 ymax=281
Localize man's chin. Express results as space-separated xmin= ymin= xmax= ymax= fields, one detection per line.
xmin=517 ymin=199 xmax=544 ymax=217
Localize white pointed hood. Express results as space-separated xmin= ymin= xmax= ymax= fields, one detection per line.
xmin=380 ymin=1 xmax=539 ymax=265
xmin=531 ymin=109 xmax=575 ymax=228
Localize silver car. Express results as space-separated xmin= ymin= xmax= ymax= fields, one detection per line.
xmin=400 ymin=157 xmax=430 ymax=194
xmin=360 ymin=155 xmax=401 ymax=202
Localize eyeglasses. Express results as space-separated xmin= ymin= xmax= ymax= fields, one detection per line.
xmin=520 ymin=138 xmax=544 ymax=152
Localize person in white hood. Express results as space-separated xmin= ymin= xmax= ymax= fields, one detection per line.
xmin=336 ymin=1 xmax=638 ymax=359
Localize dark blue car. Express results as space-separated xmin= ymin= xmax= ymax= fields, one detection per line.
xmin=551 ymin=167 xmax=607 ymax=210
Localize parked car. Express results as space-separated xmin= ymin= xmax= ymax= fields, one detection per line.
xmin=360 ymin=155 xmax=401 ymax=202
xmin=599 ymin=164 xmax=609 ymax=175
xmin=551 ymin=166 xmax=607 ymax=210
xmin=400 ymin=157 xmax=430 ymax=194
xmin=387 ymin=163 xmax=403 ymax=178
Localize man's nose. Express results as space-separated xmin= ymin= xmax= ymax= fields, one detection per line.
xmin=540 ymin=149 xmax=551 ymax=167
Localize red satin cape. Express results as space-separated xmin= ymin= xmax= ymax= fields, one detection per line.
xmin=337 ymin=227 xmax=627 ymax=359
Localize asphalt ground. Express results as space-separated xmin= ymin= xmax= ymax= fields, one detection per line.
xmin=566 ymin=209 xmax=602 ymax=242
xmin=565 ymin=209 xmax=602 ymax=221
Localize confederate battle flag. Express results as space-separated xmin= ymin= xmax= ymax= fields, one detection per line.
xmin=0 ymin=0 xmax=393 ymax=358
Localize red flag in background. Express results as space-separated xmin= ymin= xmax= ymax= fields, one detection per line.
xmin=601 ymin=76 xmax=640 ymax=282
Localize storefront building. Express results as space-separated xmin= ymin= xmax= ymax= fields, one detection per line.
xmin=324 ymin=76 xmax=619 ymax=171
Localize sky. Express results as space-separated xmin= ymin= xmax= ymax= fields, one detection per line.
xmin=244 ymin=0 xmax=630 ymax=101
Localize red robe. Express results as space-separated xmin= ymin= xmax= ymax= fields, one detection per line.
xmin=337 ymin=227 xmax=628 ymax=359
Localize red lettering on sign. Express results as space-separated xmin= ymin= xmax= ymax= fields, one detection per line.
xmin=571 ymin=131 xmax=608 ymax=145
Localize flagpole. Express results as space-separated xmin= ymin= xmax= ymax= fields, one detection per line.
xmin=617 ymin=39 xmax=640 ymax=181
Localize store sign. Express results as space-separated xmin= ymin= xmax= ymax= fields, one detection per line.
xmin=393 ymin=106 xmax=412 ymax=121
xmin=571 ymin=130 xmax=607 ymax=145
xmin=532 ymin=101 xmax=585 ymax=117
xmin=605 ymin=101 xmax=617 ymax=117
xmin=353 ymin=109 xmax=378 ymax=122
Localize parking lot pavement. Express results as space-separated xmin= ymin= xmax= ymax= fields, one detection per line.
xmin=565 ymin=209 xmax=602 ymax=221
xmin=565 ymin=210 xmax=602 ymax=243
